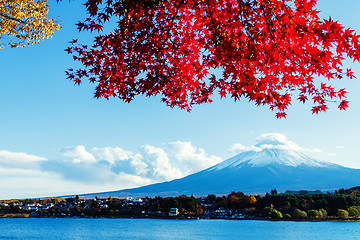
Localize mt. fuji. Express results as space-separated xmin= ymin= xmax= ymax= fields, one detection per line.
xmin=78 ymin=134 xmax=360 ymax=198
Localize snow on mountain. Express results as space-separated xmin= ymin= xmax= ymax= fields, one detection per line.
xmin=214 ymin=134 xmax=331 ymax=169
xmin=74 ymin=134 xmax=360 ymax=198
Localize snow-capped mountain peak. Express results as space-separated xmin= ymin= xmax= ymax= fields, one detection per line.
xmin=214 ymin=133 xmax=330 ymax=169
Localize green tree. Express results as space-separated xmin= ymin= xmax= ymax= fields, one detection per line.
xmin=337 ymin=209 xmax=349 ymax=219
xmin=205 ymin=194 xmax=216 ymax=204
xmin=347 ymin=206 xmax=360 ymax=217
xmin=318 ymin=208 xmax=328 ymax=219
xmin=161 ymin=197 xmax=179 ymax=211
xmin=307 ymin=209 xmax=319 ymax=219
xmin=269 ymin=209 xmax=283 ymax=219
xmin=283 ymin=213 xmax=291 ymax=219
xmin=176 ymin=195 xmax=199 ymax=214
xmin=293 ymin=209 xmax=307 ymax=219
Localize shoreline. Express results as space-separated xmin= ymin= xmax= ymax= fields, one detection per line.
xmin=1 ymin=213 xmax=359 ymax=222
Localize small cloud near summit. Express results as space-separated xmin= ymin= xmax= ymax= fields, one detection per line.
xmin=231 ymin=133 xmax=322 ymax=154
xmin=256 ymin=133 xmax=289 ymax=145
xmin=255 ymin=133 xmax=301 ymax=151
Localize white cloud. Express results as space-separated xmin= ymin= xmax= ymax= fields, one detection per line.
xmin=336 ymin=145 xmax=346 ymax=149
xmin=0 ymin=167 xmax=52 ymax=178
xmin=165 ymin=141 xmax=223 ymax=174
xmin=141 ymin=145 xmax=184 ymax=181
xmin=257 ymin=133 xmax=289 ymax=145
xmin=257 ymin=133 xmax=303 ymax=151
xmin=230 ymin=133 xmax=322 ymax=154
xmin=129 ymin=154 xmax=149 ymax=176
xmin=61 ymin=146 xmax=96 ymax=163
xmin=328 ymin=153 xmax=337 ymax=157
xmin=0 ymin=150 xmax=46 ymax=162
xmin=0 ymin=142 xmax=222 ymax=199
xmin=58 ymin=142 xmax=221 ymax=183
xmin=0 ymin=149 xmax=156 ymax=199
xmin=0 ymin=165 xmax=154 ymax=199
xmin=0 ymin=150 xmax=46 ymax=169
xmin=92 ymin=147 xmax=133 ymax=164
xmin=311 ymin=148 xmax=322 ymax=153
xmin=230 ymin=143 xmax=261 ymax=153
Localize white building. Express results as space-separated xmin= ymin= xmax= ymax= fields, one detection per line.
xmin=169 ymin=208 xmax=179 ymax=216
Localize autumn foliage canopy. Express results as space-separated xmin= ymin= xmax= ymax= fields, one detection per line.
xmin=65 ymin=0 xmax=360 ymax=117
xmin=0 ymin=0 xmax=60 ymax=48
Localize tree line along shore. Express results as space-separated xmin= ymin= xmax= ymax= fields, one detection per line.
xmin=2 ymin=187 xmax=360 ymax=220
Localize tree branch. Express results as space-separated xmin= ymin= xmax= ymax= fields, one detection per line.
xmin=260 ymin=0 xmax=305 ymax=74
xmin=0 ymin=13 xmax=26 ymax=24
xmin=205 ymin=0 xmax=222 ymax=46
xmin=164 ymin=0 xmax=184 ymax=44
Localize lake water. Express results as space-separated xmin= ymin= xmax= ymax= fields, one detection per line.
xmin=0 ymin=218 xmax=359 ymax=239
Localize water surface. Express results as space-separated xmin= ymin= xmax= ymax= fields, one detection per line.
xmin=0 ymin=218 xmax=359 ymax=239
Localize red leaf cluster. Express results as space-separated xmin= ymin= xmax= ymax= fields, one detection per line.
xmin=66 ymin=0 xmax=360 ymax=117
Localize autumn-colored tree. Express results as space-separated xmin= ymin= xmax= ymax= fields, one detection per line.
xmin=0 ymin=0 xmax=60 ymax=48
xmin=243 ymin=195 xmax=257 ymax=205
xmin=65 ymin=0 xmax=360 ymax=117
xmin=228 ymin=194 xmax=240 ymax=208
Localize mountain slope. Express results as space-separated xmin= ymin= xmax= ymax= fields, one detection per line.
xmin=77 ymin=135 xmax=360 ymax=198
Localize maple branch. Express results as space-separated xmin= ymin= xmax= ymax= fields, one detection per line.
xmin=260 ymin=1 xmax=283 ymax=56
xmin=238 ymin=0 xmax=249 ymax=37
xmin=238 ymin=0 xmax=268 ymax=67
xmin=0 ymin=13 xmax=26 ymax=24
xmin=238 ymin=0 xmax=262 ymax=42
xmin=282 ymin=0 xmax=301 ymax=27
xmin=260 ymin=0 xmax=306 ymax=76
xmin=205 ymin=0 xmax=222 ymax=46
xmin=281 ymin=0 xmax=335 ymax=53
xmin=164 ymin=0 xmax=183 ymax=44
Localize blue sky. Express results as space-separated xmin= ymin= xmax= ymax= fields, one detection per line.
xmin=0 ymin=0 xmax=360 ymax=199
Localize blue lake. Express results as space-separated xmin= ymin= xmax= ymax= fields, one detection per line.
xmin=0 ymin=218 xmax=360 ymax=239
